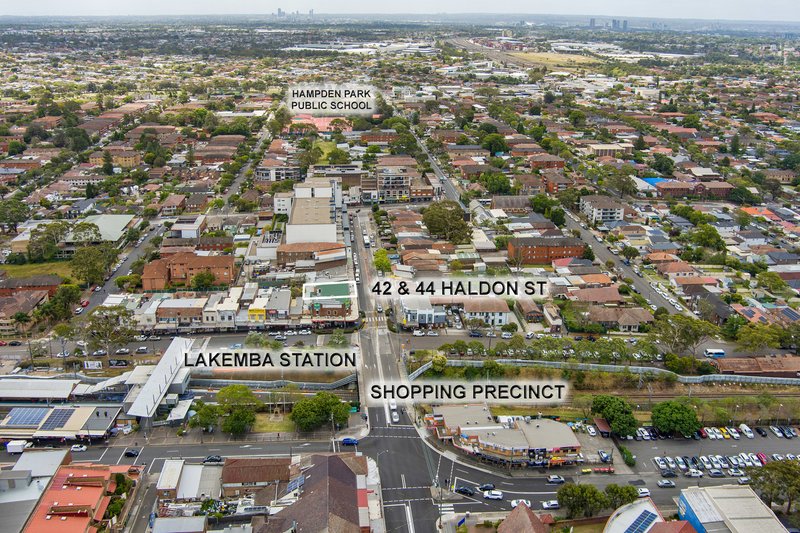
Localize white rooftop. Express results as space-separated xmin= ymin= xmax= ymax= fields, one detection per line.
xmin=127 ymin=337 xmax=192 ymax=418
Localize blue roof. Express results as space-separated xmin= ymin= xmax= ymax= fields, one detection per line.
xmin=641 ymin=177 xmax=667 ymax=185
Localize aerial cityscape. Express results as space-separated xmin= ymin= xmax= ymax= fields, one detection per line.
xmin=0 ymin=4 xmax=800 ymax=533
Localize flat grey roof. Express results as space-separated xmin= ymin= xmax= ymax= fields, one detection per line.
xmin=289 ymin=197 xmax=332 ymax=225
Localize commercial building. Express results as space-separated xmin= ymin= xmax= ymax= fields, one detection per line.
xmin=678 ymin=485 xmax=787 ymax=533
xmin=508 ymin=237 xmax=585 ymax=264
xmin=580 ymin=195 xmax=625 ymax=224
xmin=221 ymin=458 xmax=295 ymax=498
xmin=395 ymin=296 xmax=447 ymax=329
xmin=294 ymin=177 xmax=342 ymax=209
xmin=254 ymin=158 xmax=301 ymax=182
xmin=0 ymin=405 xmax=120 ymax=441
xmin=462 ymin=298 xmax=510 ymax=327
xmin=427 ymin=405 xmax=581 ymax=468
xmin=285 ymin=197 xmax=336 ymax=245
xmin=156 ymin=459 xmax=222 ymax=504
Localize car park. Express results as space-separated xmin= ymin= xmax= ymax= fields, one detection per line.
xmin=483 ymin=490 xmax=503 ymax=500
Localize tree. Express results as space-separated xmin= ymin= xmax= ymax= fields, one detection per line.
xmin=478 ymin=172 xmax=511 ymax=194
xmin=327 ymin=147 xmax=351 ymax=165
xmin=189 ymin=403 xmax=220 ymax=430
xmin=192 ymin=270 xmax=217 ymax=290
xmin=591 ymin=395 xmax=637 ymax=437
xmin=756 ymin=271 xmax=787 ymax=293
xmin=568 ymin=110 xmax=586 ymax=128
xmin=648 ymin=314 xmax=719 ymax=356
xmin=547 ymin=207 xmax=566 ymax=227
xmin=620 ymin=246 xmax=639 ymax=261
xmin=431 ymin=354 xmax=447 ymax=373
xmin=557 ymin=483 xmax=608 ymax=518
xmin=290 ymin=391 xmax=350 ymax=432
xmin=652 ymin=153 xmax=675 ymax=175
xmin=71 ymin=246 xmax=108 ymax=286
xmin=218 ymin=384 xmax=264 ymax=412
xmin=582 ymin=245 xmax=595 ymax=261
xmin=480 ymin=133 xmax=509 ymax=155
xmin=222 ymin=408 xmax=256 ymax=436
xmin=734 ymin=209 xmax=752 ymax=230
xmin=0 ymin=199 xmax=30 ymax=233
xmin=81 ymin=306 xmax=136 ymax=355
xmin=690 ymin=224 xmax=725 ymax=250
xmin=729 ymin=134 xmax=742 ymax=156
xmin=39 ymin=284 xmax=81 ymax=321
xmin=737 ymin=323 xmax=783 ymax=353
xmin=329 ymin=329 xmax=348 ymax=347
xmin=606 ymin=172 xmax=638 ymax=198
xmin=422 ymin=201 xmax=470 ymax=244
xmin=101 ymin=150 xmax=114 ymax=175
xmin=604 ymin=484 xmax=638 ymax=509
xmin=71 ymin=222 xmax=101 ymax=247
xmin=748 ymin=459 xmax=800 ymax=512
xmin=28 ymin=220 xmax=70 ymax=262
xmin=7 ymin=140 xmax=26 ymax=155
xmin=651 ymin=400 xmax=700 ymax=436
xmin=633 ymin=134 xmax=648 ymax=151
xmin=373 ymin=249 xmax=391 ymax=273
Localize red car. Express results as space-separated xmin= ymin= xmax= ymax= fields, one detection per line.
xmin=0 ymin=340 xmax=7 ymax=346
xmin=81 ymin=300 xmax=90 ymax=307
xmin=757 ymin=452 xmax=769 ymax=466
xmin=698 ymin=427 xmax=708 ymax=439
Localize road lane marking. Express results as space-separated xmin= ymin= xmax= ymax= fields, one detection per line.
xmin=116 ymin=448 xmax=127 ymax=465
xmin=401 ymin=474 xmax=406 ymax=488
xmin=405 ymin=503 xmax=415 ymax=533
xmin=97 ymin=447 xmax=108 ymax=462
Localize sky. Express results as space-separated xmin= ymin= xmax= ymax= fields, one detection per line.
xmin=1 ymin=0 xmax=799 ymax=22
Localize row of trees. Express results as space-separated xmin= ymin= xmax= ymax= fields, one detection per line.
xmin=557 ymin=483 xmax=639 ymax=518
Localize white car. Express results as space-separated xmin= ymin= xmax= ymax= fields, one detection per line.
xmin=511 ymin=499 xmax=531 ymax=508
xmin=71 ymin=444 xmax=87 ymax=452
xmin=637 ymin=488 xmax=651 ymax=498
xmin=546 ymin=475 xmax=565 ymax=484
xmin=412 ymin=330 xmax=425 ymax=337
xmin=542 ymin=500 xmax=560 ymax=510
xmin=501 ymin=332 xmax=513 ymax=339
xmin=587 ymin=426 xmax=597 ymax=437
xmin=483 ymin=490 xmax=504 ymax=500
xmin=427 ymin=330 xmax=439 ymax=336
xmin=686 ymin=469 xmax=703 ymax=478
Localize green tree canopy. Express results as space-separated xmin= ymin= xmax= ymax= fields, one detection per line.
xmin=422 ymin=200 xmax=470 ymax=244
xmin=651 ymin=400 xmax=700 ymax=436
xmin=648 ymin=314 xmax=719 ymax=356
xmin=289 ymin=391 xmax=351 ymax=432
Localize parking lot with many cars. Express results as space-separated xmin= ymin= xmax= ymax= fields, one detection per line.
xmin=626 ymin=423 xmax=800 ymax=482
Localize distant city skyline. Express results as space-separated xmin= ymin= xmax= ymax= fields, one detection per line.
xmin=2 ymin=1 xmax=799 ymax=23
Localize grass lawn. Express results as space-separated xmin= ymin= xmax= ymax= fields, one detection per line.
xmin=570 ymin=524 xmax=606 ymax=533
xmin=314 ymin=141 xmax=337 ymax=163
xmin=0 ymin=261 xmax=73 ymax=279
xmin=511 ymin=51 xmax=600 ymax=69
xmin=253 ymin=413 xmax=296 ymax=434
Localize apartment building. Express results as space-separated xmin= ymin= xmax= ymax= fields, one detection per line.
xmin=579 ymin=195 xmax=625 ymax=223
xmin=142 ymin=252 xmax=235 ymax=291
xmin=508 ymin=237 xmax=585 ymax=264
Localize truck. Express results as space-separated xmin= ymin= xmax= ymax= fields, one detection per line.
xmin=6 ymin=440 xmax=32 ymax=454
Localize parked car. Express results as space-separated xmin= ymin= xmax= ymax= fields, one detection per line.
xmin=70 ymin=444 xmax=87 ymax=452
xmin=686 ymin=469 xmax=703 ymax=478
xmin=92 ymin=349 xmax=107 ymax=356
xmin=412 ymin=330 xmax=425 ymax=337
xmin=755 ymin=426 xmax=768 ymax=437
xmin=660 ymin=470 xmax=677 ymax=478
xmin=135 ymin=346 xmax=148 ymax=354
xmin=637 ymin=488 xmax=650 ymax=498
xmin=738 ymin=477 xmax=751 ymax=485
xmin=203 ymin=455 xmax=223 ymax=463
xmin=708 ymin=469 xmax=725 ymax=478
xmin=542 ymin=500 xmax=560 ymax=510
xmin=115 ymin=348 xmax=130 ymax=355
xmin=587 ymin=426 xmax=597 ymax=437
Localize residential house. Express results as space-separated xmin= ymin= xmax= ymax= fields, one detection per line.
xmin=463 ymin=298 xmax=510 ymax=327
xmin=221 ymin=457 xmax=294 ymax=498
xmin=587 ymin=306 xmax=653 ymax=332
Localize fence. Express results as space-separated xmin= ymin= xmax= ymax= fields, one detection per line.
xmin=190 ymin=373 xmax=358 ymax=391
xmin=408 ymin=359 xmax=800 ymax=387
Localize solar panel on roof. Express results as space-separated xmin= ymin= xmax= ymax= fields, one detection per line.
xmin=40 ymin=408 xmax=75 ymax=430
xmin=5 ymin=407 xmax=49 ymax=427
xmin=625 ymin=510 xmax=658 ymax=533
xmin=742 ymin=309 xmax=755 ymax=318
xmin=783 ymin=308 xmax=800 ymax=321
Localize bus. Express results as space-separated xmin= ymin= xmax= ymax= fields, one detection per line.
xmin=363 ymin=234 xmax=371 ymax=248
xmin=703 ymin=348 xmax=726 ymax=358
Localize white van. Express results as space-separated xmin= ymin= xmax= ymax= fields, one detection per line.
xmin=739 ymin=424 xmax=754 ymax=439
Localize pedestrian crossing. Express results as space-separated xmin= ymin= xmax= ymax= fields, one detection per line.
xmin=438 ymin=503 xmax=455 ymax=515
xmin=365 ymin=315 xmax=386 ymax=324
